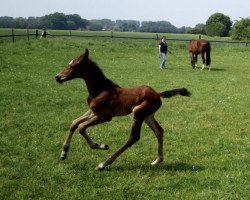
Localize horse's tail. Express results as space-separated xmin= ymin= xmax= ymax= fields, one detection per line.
xmin=160 ymin=88 xmax=191 ymax=98
xmin=206 ymin=42 xmax=211 ymax=65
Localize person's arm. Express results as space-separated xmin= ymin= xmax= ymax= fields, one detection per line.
xmin=158 ymin=44 xmax=161 ymax=55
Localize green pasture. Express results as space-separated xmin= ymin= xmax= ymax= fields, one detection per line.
xmin=0 ymin=35 xmax=249 ymax=199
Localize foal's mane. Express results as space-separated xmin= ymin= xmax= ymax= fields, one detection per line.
xmin=85 ymin=56 xmax=120 ymax=91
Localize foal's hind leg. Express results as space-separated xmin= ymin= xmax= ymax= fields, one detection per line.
xmin=145 ymin=115 xmax=164 ymax=165
xmin=95 ymin=117 xmax=144 ymax=171
xmin=60 ymin=110 xmax=94 ymax=160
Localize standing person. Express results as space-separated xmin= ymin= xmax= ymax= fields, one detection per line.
xmin=159 ymin=36 xmax=168 ymax=69
xmin=40 ymin=28 xmax=48 ymax=39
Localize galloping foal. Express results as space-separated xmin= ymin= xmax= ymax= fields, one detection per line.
xmin=55 ymin=49 xmax=191 ymax=170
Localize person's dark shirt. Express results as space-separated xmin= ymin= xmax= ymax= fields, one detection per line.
xmin=159 ymin=42 xmax=168 ymax=54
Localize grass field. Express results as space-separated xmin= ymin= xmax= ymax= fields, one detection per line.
xmin=0 ymin=34 xmax=249 ymax=199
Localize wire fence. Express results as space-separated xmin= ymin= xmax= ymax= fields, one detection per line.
xmin=0 ymin=29 xmax=249 ymax=46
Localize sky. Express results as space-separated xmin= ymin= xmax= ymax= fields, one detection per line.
xmin=1 ymin=0 xmax=249 ymax=27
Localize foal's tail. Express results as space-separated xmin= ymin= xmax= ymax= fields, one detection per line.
xmin=206 ymin=42 xmax=211 ymax=65
xmin=160 ymin=88 xmax=191 ymax=98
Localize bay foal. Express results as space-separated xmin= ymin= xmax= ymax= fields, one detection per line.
xmin=55 ymin=49 xmax=190 ymax=170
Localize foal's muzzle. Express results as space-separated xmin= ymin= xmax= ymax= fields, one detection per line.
xmin=55 ymin=75 xmax=64 ymax=84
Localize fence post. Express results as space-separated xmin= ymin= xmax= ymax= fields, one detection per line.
xmin=36 ymin=30 xmax=38 ymax=39
xmin=69 ymin=30 xmax=71 ymax=36
xmin=12 ymin=29 xmax=15 ymax=43
xmin=27 ymin=29 xmax=30 ymax=41
xmin=111 ymin=30 xmax=113 ymax=42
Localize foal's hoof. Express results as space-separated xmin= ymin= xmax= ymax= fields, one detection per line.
xmin=60 ymin=152 xmax=67 ymax=160
xmin=151 ymin=158 xmax=163 ymax=165
xmin=95 ymin=162 xmax=106 ymax=171
xmin=100 ymin=144 xmax=109 ymax=150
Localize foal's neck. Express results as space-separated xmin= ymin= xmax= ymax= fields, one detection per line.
xmin=83 ymin=61 xmax=119 ymax=97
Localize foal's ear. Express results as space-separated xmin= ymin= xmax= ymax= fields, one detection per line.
xmin=83 ymin=48 xmax=89 ymax=58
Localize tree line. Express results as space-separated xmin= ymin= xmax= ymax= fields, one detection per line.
xmin=0 ymin=12 xmax=249 ymax=40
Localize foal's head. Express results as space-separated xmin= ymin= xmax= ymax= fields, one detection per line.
xmin=55 ymin=49 xmax=90 ymax=83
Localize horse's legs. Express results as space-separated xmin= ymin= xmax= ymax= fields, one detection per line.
xmin=60 ymin=110 xmax=94 ymax=160
xmin=95 ymin=118 xmax=143 ymax=171
xmin=145 ymin=115 xmax=164 ymax=165
xmin=195 ymin=54 xmax=198 ymax=68
xmin=201 ymin=52 xmax=205 ymax=70
xmin=78 ymin=115 xmax=111 ymax=150
xmin=190 ymin=53 xmax=195 ymax=69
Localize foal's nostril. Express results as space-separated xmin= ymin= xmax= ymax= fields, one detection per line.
xmin=55 ymin=75 xmax=62 ymax=83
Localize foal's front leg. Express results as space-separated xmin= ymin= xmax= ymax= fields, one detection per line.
xmin=78 ymin=115 xmax=110 ymax=150
xmin=60 ymin=110 xmax=93 ymax=160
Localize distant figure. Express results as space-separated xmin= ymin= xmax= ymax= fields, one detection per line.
xmin=158 ymin=36 xmax=168 ymax=69
xmin=40 ymin=28 xmax=48 ymax=39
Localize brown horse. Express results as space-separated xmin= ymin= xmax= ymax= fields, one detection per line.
xmin=55 ymin=49 xmax=191 ymax=170
xmin=189 ymin=39 xmax=211 ymax=70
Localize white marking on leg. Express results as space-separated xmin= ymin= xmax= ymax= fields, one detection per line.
xmin=201 ymin=64 xmax=205 ymax=70
xmin=96 ymin=162 xmax=107 ymax=170
xmin=69 ymin=60 xmax=74 ymax=65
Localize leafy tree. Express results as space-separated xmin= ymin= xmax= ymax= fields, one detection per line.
xmin=140 ymin=21 xmax=177 ymax=33
xmin=206 ymin=13 xmax=232 ymax=36
xmin=115 ymin=20 xmax=140 ymax=32
xmin=231 ymin=18 xmax=250 ymax=40
xmin=27 ymin=17 xmax=39 ymax=28
xmin=66 ymin=14 xmax=88 ymax=29
xmin=187 ymin=23 xmax=206 ymax=34
xmin=0 ymin=16 xmax=14 ymax=28
xmin=12 ymin=17 xmax=28 ymax=28
xmin=206 ymin=22 xmax=228 ymax=36
xmin=66 ymin=21 xmax=77 ymax=30
xmin=89 ymin=23 xmax=102 ymax=31
xmin=99 ymin=19 xmax=115 ymax=30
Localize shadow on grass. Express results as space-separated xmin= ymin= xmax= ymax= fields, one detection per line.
xmin=210 ymin=68 xmax=226 ymax=72
xmin=111 ymin=162 xmax=205 ymax=172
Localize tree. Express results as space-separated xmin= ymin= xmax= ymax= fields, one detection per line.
xmin=0 ymin=16 xmax=14 ymax=28
xmin=140 ymin=21 xmax=177 ymax=33
xmin=12 ymin=17 xmax=28 ymax=28
xmin=89 ymin=23 xmax=102 ymax=31
xmin=206 ymin=13 xmax=232 ymax=36
xmin=39 ymin=13 xmax=67 ymax=29
xmin=66 ymin=14 xmax=89 ymax=29
xmin=187 ymin=23 xmax=206 ymax=34
xmin=231 ymin=18 xmax=250 ymax=40
xmin=115 ymin=20 xmax=140 ymax=32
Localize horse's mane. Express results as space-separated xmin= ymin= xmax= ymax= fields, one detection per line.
xmin=88 ymin=58 xmax=120 ymax=90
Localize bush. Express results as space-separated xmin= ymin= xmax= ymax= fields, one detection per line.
xmin=231 ymin=18 xmax=250 ymax=40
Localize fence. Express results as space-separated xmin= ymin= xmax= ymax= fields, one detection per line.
xmin=0 ymin=29 xmax=249 ymax=46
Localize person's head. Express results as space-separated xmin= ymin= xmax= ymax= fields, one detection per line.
xmin=161 ymin=36 xmax=166 ymax=42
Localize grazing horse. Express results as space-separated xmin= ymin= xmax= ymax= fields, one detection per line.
xmin=55 ymin=49 xmax=191 ymax=170
xmin=189 ymin=39 xmax=211 ymax=70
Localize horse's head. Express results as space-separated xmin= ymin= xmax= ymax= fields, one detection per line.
xmin=190 ymin=53 xmax=197 ymax=69
xmin=55 ymin=49 xmax=90 ymax=84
